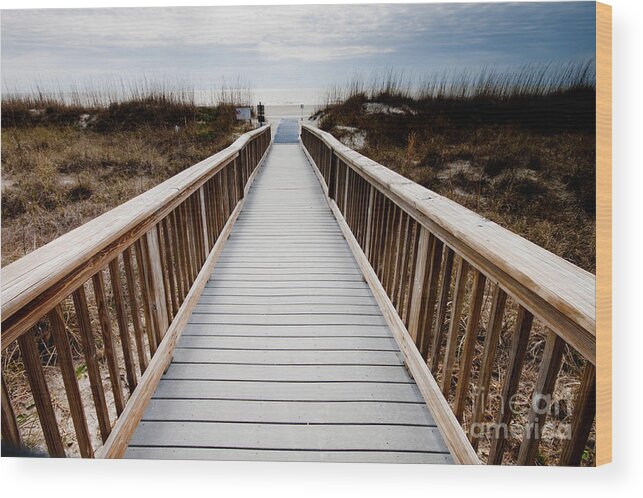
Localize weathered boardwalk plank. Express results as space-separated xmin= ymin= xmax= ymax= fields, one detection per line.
xmin=125 ymin=133 xmax=452 ymax=463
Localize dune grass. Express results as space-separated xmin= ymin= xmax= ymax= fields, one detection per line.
xmin=1 ymin=83 xmax=257 ymax=456
xmin=314 ymin=61 xmax=596 ymax=273
xmin=313 ymin=62 xmax=597 ymax=466
xmin=1 ymin=84 xmax=254 ymax=265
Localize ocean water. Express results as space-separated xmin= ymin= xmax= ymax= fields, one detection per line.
xmin=264 ymin=104 xmax=318 ymax=120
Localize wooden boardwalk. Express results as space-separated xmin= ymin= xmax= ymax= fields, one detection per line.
xmin=125 ymin=131 xmax=452 ymax=463
xmin=1 ymin=119 xmax=597 ymax=465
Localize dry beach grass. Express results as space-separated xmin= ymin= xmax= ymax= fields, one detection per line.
xmin=1 ymin=88 xmax=253 ymax=455
xmin=1 ymin=65 xmax=596 ymax=463
xmin=313 ymin=63 xmax=596 ymax=465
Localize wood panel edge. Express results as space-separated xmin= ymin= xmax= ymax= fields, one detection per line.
xmin=595 ymin=0 xmax=612 ymax=467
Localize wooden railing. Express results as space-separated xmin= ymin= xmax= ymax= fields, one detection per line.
xmin=1 ymin=125 xmax=271 ymax=458
xmin=302 ymin=124 xmax=596 ymax=466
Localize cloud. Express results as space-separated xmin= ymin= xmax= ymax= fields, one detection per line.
xmin=1 ymin=3 xmax=596 ymax=92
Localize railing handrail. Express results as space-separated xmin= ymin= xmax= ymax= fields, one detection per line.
xmin=1 ymin=125 xmax=269 ymax=345
xmin=302 ymin=123 xmax=595 ymax=363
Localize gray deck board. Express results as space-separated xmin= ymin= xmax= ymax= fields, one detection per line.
xmin=181 ymin=324 xmax=392 ymax=337
xmin=148 ymin=380 xmax=427 ymax=402
xmin=125 ymin=448 xmax=452 ymax=464
xmin=171 ymin=349 xmax=404 ymax=365
xmin=193 ymin=304 xmax=382 ymax=314
xmin=177 ymin=335 xmax=400 ymax=350
xmin=125 ymin=140 xmax=452 ymax=464
xmin=195 ymin=295 xmax=377 ymax=305
xmin=162 ymin=364 xmax=414 ymax=383
xmin=141 ymin=399 xmax=433 ymax=424
xmin=130 ymin=422 xmax=446 ymax=452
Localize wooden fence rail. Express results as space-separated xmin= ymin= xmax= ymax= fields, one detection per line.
xmin=1 ymin=125 xmax=271 ymax=458
xmin=301 ymin=124 xmax=596 ymax=466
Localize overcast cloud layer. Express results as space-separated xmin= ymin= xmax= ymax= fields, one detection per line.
xmin=1 ymin=2 xmax=596 ymax=102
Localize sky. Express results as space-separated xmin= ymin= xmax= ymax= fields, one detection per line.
xmin=1 ymin=1 xmax=597 ymax=104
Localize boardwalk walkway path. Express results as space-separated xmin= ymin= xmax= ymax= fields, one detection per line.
xmin=125 ymin=120 xmax=452 ymax=463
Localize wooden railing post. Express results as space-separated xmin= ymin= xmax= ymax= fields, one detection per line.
xmin=49 ymin=306 xmax=94 ymax=458
xmin=328 ymin=150 xmax=337 ymax=200
xmin=145 ymin=229 xmax=170 ymax=341
xmin=17 ymin=331 xmax=66 ymax=457
xmin=363 ymin=185 xmax=375 ymax=258
xmin=343 ymin=164 xmax=350 ymax=214
xmin=1 ymin=376 xmax=23 ymax=450
xmin=517 ymin=330 xmax=565 ymax=465
xmin=235 ymin=155 xmax=244 ymax=199
xmin=407 ymin=227 xmax=431 ymax=343
xmin=199 ymin=187 xmax=210 ymax=258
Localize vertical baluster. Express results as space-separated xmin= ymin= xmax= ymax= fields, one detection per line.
xmin=72 ymin=286 xmax=112 ymax=441
xmin=214 ymin=174 xmax=223 ymax=237
xmin=235 ymin=157 xmax=244 ymax=202
xmin=145 ymin=228 xmax=170 ymax=342
xmin=348 ymin=167 xmax=354 ymax=217
xmin=356 ymin=175 xmax=365 ymax=241
xmin=122 ymin=248 xmax=149 ymax=373
xmin=134 ymin=239 xmax=158 ymax=354
xmin=205 ymin=179 xmax=216 ymax=246
xmin=399 ymin=221 xmax=419 ymax=325
xmin=343 ymin=164 xmax=350 ymax=215
xmin=161 ymin=218 xmax=179 ymax=316
xmin=17 ymin=331 xmax=66 ymax=457
xmin=155 ymin=223 xmax=174 ymax=324
xmin=170 ymin=209 xmax=188 ymax=300
xmin=1 ymin=376 xmax=23 ymax=450
xmin=469 ymin=284 xmax=507 ymax=449
xmin=180 ymin=202 xmax=196 ymax=284
xmin=440 ymin=257 xmax=470 ymax=396
xmin=188 ymin=195 xmax=203 ymax=268
xmin=328 ymin=151 xmax=337 ymax=201
xmin=215 ymin=172 xmax=226 ymax=239
xmin=195 ymin=192 xmax=207 ymax=264
xmin=559 ymin=363 xmax=596 ymax=466
xmin=517 ymin=330 xmax=565 ymax=465
xmin=375 ymin=194 xmax=388 ymax=274
xmin=417 ymin=235 xmax=444 ymax=358
xmin=368 ymin=191 xmax=382 ymax=263
xmin=353 ymin=175 xmax=362 ymax=241
xmin=373 ymin=196 xmax=385 ymax=279
xmin=407 ymin=227 xmax=430 ymax=343
xmin=246 ymin=144 xmax=251 ymax=178
xmin=391 ymin=212 xmax=410 ymax=309
xmin=237 ymin=153 xmax=245 ymax=199
xmin=92 ymin=270 xmax=126 ymax=415
xmin=197 ymin=192 xmax=208 ymax=261
xmin=454 ymin=270 xmax=487 ymax=421
xmin=429 ymin=248 xmax=456 ymax=371
xmin=223 ymin=165 xmax=232 ymax=219
xmin=359 ymin=178 xmax=369 ymax=245
xmin=382 ymin=203 xmax=399 ymax=296
xmin=246 ymin=144 xmax=252 ymax=178
xmin=108 ymin=258 xmax=138 ymax=393
xmin=182 ymin=201 xmax=196 ymax=280
xmin=418 ymin=237 xmax=444 ymax=358
xmin=487 ymin=306 xmax=534 ymax=464
xmin=176 ymin=202 xmax=190 ymax=285
xmin=48 ymin=306 xmax=93 ymax=457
